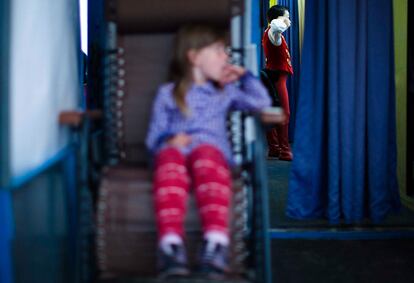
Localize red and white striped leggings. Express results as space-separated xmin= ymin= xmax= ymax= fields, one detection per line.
xmin=153 ymin=144 xmax=232 ymax=239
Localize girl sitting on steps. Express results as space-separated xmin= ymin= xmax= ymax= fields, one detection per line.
xmin=146 ymin=24 xmax=282 ymax=279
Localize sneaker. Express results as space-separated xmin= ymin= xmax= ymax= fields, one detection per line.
xmin=198 ymin=241 xmax=230 ymax=279
xmin=157 ymin=244 xmax=190 ymax=279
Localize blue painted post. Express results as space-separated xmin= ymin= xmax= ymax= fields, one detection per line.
xmin=0 ymin=0 xmax=12 ymax=279
xmin=253 ymin=118 xmax=273 ymax=283
xmin=0 ymin=191 xmax=13 ymax=283
xmin=63 ymin=146 xmax=78 ymax=283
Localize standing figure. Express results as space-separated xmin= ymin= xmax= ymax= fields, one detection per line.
xmin=146 ymin=25 xmax=272 ymax=278
xmin=262 ymin=5 xmax=293 ymax=161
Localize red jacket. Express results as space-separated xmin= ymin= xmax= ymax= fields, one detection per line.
xmin=262 ymin=27 xmax=293 ymax=74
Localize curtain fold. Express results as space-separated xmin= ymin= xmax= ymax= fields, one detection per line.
xmin=287 ymin=0 xmax=401 ymax=223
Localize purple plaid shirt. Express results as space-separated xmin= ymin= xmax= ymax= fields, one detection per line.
xmin=145 ymin=72 xmax=271 ymax=163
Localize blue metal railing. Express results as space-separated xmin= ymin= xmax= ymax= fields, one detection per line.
xmin=269 ymin=228 xmax=414 ymax=240
xmin=0 ymin=144 xmax=78 ymax=283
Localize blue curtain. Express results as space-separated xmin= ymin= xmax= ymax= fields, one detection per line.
xmin=0 ymin=191 xmax=13 ymax=283
xmin=287 ymin=0 xmax=401 ymax=223
xmin=260 ymin=1 xmax=270 ymax=66
xmin=277 ymin=0 xmax=300 ymax=141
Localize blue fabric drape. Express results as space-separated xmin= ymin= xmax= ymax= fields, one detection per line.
xmin=287 ymin=0 xmax=401 ymax=223
xmin=277 ymin=0 xmax=300 ymax=141
xmin=0 ymin=191 xmax=13 ymax=283
xmin=260 ymin=1 xmax=270 ymax=66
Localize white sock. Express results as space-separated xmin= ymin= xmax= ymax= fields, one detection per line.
xmin=159 ymin=233 xmax=183 ymax=255
xmin=204 ymin=231 xmax=229 ymax=252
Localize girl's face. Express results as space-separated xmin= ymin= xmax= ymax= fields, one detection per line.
xmin=189 ymin=41 xmax=229 ymax=83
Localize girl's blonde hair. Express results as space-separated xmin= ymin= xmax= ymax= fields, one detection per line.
xmin=169 ymin=25 xmax=227 ymax=114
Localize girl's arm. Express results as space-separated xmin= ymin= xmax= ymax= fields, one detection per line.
xmin=227 ymin=70 xmax=272 ymax=111
xmin=145 ymin=87 xmax=174 ymax=154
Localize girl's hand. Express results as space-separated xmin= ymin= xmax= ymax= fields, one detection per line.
xmin=219 ymin=64 xmax=246 ymax=86
xmin=167 ymin=133 xmax=192 ymax=147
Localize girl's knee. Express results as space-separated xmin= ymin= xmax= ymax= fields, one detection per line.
xmin=190 ymin=144 xmax=225 ymax=162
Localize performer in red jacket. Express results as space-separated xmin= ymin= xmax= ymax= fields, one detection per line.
xmin=262 ymin=5 xmax=293 ymax=161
